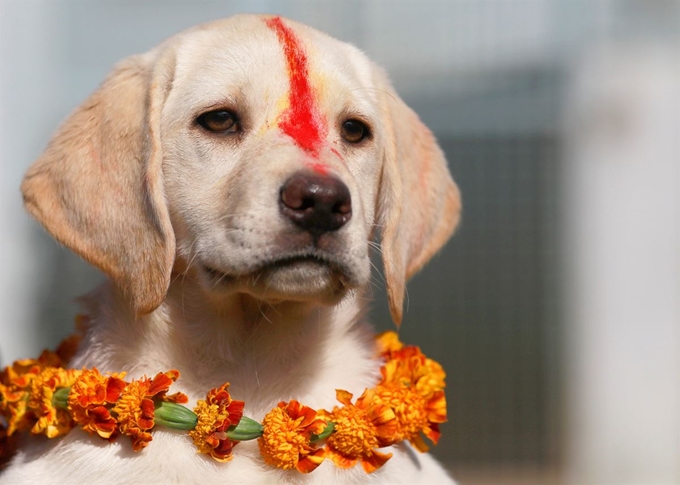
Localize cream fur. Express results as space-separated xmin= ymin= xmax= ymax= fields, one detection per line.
xmin=4 ymin=14 xmax=460 ymax=484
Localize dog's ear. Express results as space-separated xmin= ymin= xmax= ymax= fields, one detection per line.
xmin=375 ymin=68 xmax=462 ymax=326
xmin=21 ymin=53 xmax=176 ymax=316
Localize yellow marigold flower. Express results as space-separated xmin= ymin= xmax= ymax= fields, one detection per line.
xmin=415 ymin=357 xmax=446 ymax=398
xmin=0 ymin=387 xmax=30 ymax=437
xmin=381 ymin=346 xmax=446 ymax=399
xmin=376 ymin=345 xmax=447 ymax=451
xmin=113 ymin=380 xmax=154 ymax=450
xmin=190 ymin=383 xmax=244 ymax=462
xmin=375 ymin=331 xmax=404 ymax=358
xmin=113 ymin=370 xmax=185 ymax=451
xmin=371 ymin=385 xmax=445 ymax=452
xmin=322 ymin=389 xmax=397 ymax=473
xmin=0 ymin=338 xmax=80 ymax=440
xmin=28 ymin=367 xmax=80 ymax=438
xmin=258 ymin=400 xmax=326 ymax=473
xmin=0 ymin=351 xmax=62 ymax=436
xmin=2 ymin=357 xmax=50 ymax=390
xmin=68 ymin=368 xmax=126 ymax=440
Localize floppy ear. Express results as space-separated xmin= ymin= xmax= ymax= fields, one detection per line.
xmin=21 ymin=52 xmax=176 ymax=316
xmin=375 ymin=69 xmax=462 ymax=326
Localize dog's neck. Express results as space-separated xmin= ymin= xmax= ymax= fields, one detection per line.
xmin=73 ymin=276 xmax=380 ymax=416
xmin=163 ymin=279 xmax=359 ymax=364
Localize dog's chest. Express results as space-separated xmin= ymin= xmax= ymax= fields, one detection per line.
xmin=7 ymin=429 xmax=441 ymax=484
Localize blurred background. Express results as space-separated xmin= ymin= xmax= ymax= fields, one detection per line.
xmin=1 ymin=1 xmax=678 ymax=483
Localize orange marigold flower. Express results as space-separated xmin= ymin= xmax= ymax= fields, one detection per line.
xmin=376 ymin=345 xmax=447 ymax=451
xmin=381 ymin=345 xmax=446 ymax=399
xmin=258 ymin=400 xmax=326 ymax=473
xmin=2 ymin=353 xmax=61 ymax=390
xmin=0 ymin=386 xmax=30 ymax=437
xmin=0 ymin=351 xmax=62 ymax=436
xmin=113 ymin=370 xmax=185 ymax=451
xmin=190 ymin=383 xmax=244 ymax=462
xmin=321 ymin=389 xmax=397 ymax=473
xmin=68 ymin=368 xmax=126 ymax=440
xmin=28 ymin=367 xmax=80 ymax=438
xmin=375 ymin=331 xmax=404 ymax=358
xmin=371 ymin=385 xmax=445 ymax=452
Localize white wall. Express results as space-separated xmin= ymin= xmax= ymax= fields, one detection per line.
xmin=0 ymin=1 xmax=62 ymax=363
xmin=563 ymin=43 xmax=680 ymax=485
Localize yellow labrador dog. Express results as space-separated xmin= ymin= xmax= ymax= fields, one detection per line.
xmin=3 ymin=14 xmax=460 ymax=484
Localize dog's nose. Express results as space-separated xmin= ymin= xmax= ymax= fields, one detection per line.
xmin=280 ymin=172 xmax=352 ymax=235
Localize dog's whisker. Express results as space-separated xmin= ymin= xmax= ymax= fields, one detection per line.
xmin=267 ymin=301 xmax=281 ymax=317
xmin=209 ymin=269 xmax=231 ymax=289
xmin=259 ymin=305 xmax=273 ymax=325
xmin=368 ymin=260 xmax=386 ymax=288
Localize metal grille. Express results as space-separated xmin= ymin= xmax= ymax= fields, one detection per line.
xmin=372 ymin=133 xmax=561 ymax=471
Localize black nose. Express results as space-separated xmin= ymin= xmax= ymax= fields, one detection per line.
xmin=280 ymin=172 xmax=352 ymax=235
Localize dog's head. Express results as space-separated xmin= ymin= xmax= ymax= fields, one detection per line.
xmin=21 ymin=15 xmax=460 ymax=325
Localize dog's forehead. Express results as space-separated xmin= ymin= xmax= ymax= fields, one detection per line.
xmin=164 ymin=15 xmax=378 ymax=117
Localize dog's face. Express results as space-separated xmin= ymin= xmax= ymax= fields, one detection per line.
xmin=21 ymin=15 xmax=460 ymax=324
xmin=162 ymin=17 xmax=380 ymax=303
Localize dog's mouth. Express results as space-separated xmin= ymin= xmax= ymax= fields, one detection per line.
xmin=200 ymin=253 xmax=353 ymax=303
xmin=203 ymin=254 xmax=339 ymax=279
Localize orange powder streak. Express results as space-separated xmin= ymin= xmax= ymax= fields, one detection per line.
xmin=265 ymin=17 xmax=327 ymax=159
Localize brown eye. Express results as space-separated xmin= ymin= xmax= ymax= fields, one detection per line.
xmin=341 ymin=119 xmax=369 ymax=143
xmin=197 ymin=110 xmax=239 ymax=133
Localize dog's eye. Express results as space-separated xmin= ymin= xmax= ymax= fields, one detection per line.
xmin=197 ymin=110 xmax=239 ymax=133
xmin=341 ymin=119 xmax=369 ymax=143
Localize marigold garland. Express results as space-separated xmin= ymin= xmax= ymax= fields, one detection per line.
xmin=0 ymin=329 xmax=446 ymax=474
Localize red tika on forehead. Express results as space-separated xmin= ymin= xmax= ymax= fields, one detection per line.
xmin=265 ymin=17 xmax=327 ymax=158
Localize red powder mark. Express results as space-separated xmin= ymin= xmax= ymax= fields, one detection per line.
xmin=330 ymin=147 xmax=343 ymax=160
xmin=309 ymin=161 xmax=329 ymax=175
xmin=265 ymin=17 xmax=326 ymax=158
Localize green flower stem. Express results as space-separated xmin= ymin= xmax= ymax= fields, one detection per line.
xmin=52 ymin=387 xmax=70 ymax=409
xmin=310 ymin=421 xmax=335 ymax=443
xmin=226 ymin=416 xmax=264 ymax=441
xmin=154 ymin=401 xmax=198 ymax=430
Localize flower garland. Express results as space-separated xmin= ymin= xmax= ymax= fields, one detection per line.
xmin=0 ymin=328 xmax=446 ymax=474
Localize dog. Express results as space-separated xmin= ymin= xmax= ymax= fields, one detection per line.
xmin=2 ymin=14 xmax=460 ymax=484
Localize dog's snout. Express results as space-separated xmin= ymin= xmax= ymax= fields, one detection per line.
xmin=280 ymin=172 xmax=352 ymax=235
